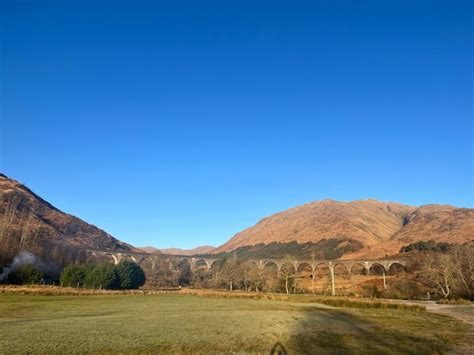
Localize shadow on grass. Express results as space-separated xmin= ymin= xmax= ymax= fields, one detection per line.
xmin=270 ymin=342 xmax=288 ymax=354
xmin=284 ymin=306 xmax=464 ymax=354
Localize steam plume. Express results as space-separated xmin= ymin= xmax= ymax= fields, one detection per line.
xmin=0 ymin=251 xmax=39 ymax=281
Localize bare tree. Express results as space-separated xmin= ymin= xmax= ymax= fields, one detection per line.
xmin=218 ymin=255 xmax=242 ymax=291
xmin=241 ymin=262 xmax=260 ymax=291
xmin=279 ymin=257 xmax=296 ymax=294
xmin=20 ymin=206 xmax=37 ymax=247
xmin=422 ymin=253 xmax=456 ymax=298
xmin=0 ymin=195 xmax=21 ymax=268
xmin=452 ymin=244 xmax=473 ymax=299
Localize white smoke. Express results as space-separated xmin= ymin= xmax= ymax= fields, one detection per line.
xmin=0 ymin=251 xmax=39 ymax=282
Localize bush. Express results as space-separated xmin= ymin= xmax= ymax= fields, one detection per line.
xmin=7 ymin=264 xmax=43 ymax=285
xmin=389 ymin=278 xmax=426 ymax=300
xmin=361 ymin=285 xmax=381 ymax=298
xmin=115 ymin=261 xmax=146 ymax=290
xmin=312 ymin=297 xmax=425 ymax=312
xmin=436 ymin=298 xmax=471 ymax=305
xmin=85 ymin=263 xmax=120 ymax=290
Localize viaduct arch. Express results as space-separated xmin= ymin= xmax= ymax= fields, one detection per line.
xmin=87 ymin=250 xmax=406 ymax=296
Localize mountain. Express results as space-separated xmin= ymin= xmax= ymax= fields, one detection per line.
xmin=155 ymin=246 xmax=215 ymax=256
xmin=343 ymin=204 xmax=474 ymax=259
xmin=213 ymin=199 xmax=474 ymax=258
xmin=2 ymin=172 xmax=472 ymax=264
xmin=138 ymin=246 xmax=162 ymax=254
xmin=0 ymin=173 xmax=136 ymax=266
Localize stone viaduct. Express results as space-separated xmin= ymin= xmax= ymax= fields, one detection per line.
xmin=87 ymin=250 xmax=406 ymax=296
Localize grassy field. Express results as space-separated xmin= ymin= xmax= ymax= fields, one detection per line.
xmin=0 ymin=293 xmax=470 ymax=354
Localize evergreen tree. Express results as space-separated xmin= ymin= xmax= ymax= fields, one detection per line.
xmin=85 ymin=263 xmax=120 ymax=289
xmin=60 ymin=264 xmax=89 ymax=287
xmin=115 ymin=261 xmax=146 ymax=289
xmin=7 ymin=264 xmax=43 ymax=285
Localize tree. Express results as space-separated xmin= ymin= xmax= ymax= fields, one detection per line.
xmin=152 ymin=258 xmax=179 ymax=287
xmin=278 ymin=257 xmax=296 ymax=294
xmin=177 ymin=260 xmax=192 ymax=286
xmin=422 ymin=253 xmax=456 ymax=298
xmin=218 ymin=255 xmax=243 ymax=291
xmin=85 ymin=263 xmax=120 ymax=290
xmin=420 ymin=243 xmax=474 ymax=299
xmin=7 ymin=264 xmax=43 ymax=285
xmin=279 ymin=264 xmax=296 ymax=294
xmin=60 ymin=264 xmax=90 ymax=287
xmin=241 ymin=262 xmax=259 ymax=292
xmin=400 ymin=240 xmax=454 ymax=253
xmin=115 ymin=261 xmax=146 ymax=289
xmin=260 ymin=267 xmax=278 ymax=292
xmin=452 ymin=244 xmax=474 ymax=299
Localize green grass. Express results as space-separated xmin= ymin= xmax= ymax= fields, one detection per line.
xmin=0 ymin=294 xmax=470 ymax=354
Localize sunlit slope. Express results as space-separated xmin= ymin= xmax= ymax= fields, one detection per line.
xmin=0 ymin=173 xmax=136 ymax=256
xmin=215 ymin=199 xmax=473 ymax=258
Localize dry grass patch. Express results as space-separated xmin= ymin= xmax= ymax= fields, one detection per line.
xmin=180 ymin=289 xmax=426 ymax=312
xmin=436 ymin=298 xmax=471 ymax=305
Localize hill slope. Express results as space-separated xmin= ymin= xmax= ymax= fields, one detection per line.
xmin=344 ymin=204 xmax=474 ymax=259
xmin=138 ymin=245 xmax=215 ymax=256
xmin=156 ymin=246 xmax=215 ymax=256
xmin=0 ymin=174 xmax=136 ymax=265
xmin=213 ymin=199 xmax=474 ymax=258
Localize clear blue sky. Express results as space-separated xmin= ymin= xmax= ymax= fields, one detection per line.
xmin=1 ymin=0 xmax=472 ymax=249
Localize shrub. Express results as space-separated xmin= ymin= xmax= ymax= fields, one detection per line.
xmin=389 ymin=277 xmax=426 ymax=300
xmin=115 ymin=261 xmax=146 ymax=289
xmin=361 ymin=285 xmax=381 ymax=298
xmin=7 ymin=264 xmax=43 ymax=285
xmin=436 ymin=298 xmax=471 ymax=305
xmin=313 ymin=298 xmax=425 ymax=312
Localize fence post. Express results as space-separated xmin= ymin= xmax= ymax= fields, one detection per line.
xmin=330 ymin=265 xmax=336 ymax=296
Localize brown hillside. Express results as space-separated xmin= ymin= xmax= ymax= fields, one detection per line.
xmin=137 ymin=246 xmax=162 ymax=255
xmin=213 ymin=199 xmax=473 ymax=258
xmin=0 ymin=174 xmax=136 ymax=265
xmin=214 ymin=199 xmax=414 ymax=253
xmin=343 ymin=204 xmax=474 ymax=259
xmin=156 ymin=246 xmax=215 ymax=256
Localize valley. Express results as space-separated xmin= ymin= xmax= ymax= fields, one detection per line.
xmin=1 ymin=173 xmax=473 ymax=301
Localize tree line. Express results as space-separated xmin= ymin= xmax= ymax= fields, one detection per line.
xmin=2 ymin=242 xmax=472 ymax=300
xmin=151 ymin=254 xmax=300 ymax=294
xmin=400 ymin=240 xmax=453 ymax=253
xmin=162 ymin=245 xmax=474 ymax=300
xmin=60 ymin=261 xmax=146 ymax=289
xmin=2 ymin=260 xmax=146 ymax=290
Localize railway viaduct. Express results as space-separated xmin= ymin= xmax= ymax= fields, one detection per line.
xmin=87 ymin=250 xmax=406 ymax=296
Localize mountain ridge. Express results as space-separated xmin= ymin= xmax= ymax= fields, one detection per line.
xmin=141 ymin=246 xmax=215 ymax=256
xmin=0 ymin=173 xmax=137 ymax=266
xmin=2 ymin=173 xmax=472 ymax=263
xmin=213 ymin=199 xmax=474 ymax=258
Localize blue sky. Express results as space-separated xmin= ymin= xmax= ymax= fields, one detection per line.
xmin=1 ymin=0 xmax=472 ymax=249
